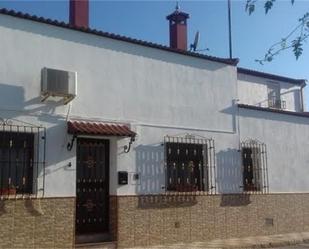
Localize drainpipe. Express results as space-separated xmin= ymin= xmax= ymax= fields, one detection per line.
xmin=300 ymin=81 xmax=307 ymax=112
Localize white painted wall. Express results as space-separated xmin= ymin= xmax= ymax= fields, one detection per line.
xmin=0 ymin=14 xmax=308 ymax=197
xmin=0 ymin=14 xmax=239 ymax=197
xmin=238 ymin=73 xmax=303 ymax=112
xmin=117 ymin=125 xmax=242 ymax=195
xmin=239 ymin=107 xmax=309 ymax=192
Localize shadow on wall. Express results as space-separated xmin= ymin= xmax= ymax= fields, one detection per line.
xmin=0 ymin=82 xmax=74 ymax=157
xmin=216 ymin=149 xmax=242 ymax=194
xmin=0 ymin=200 xmax=6 ymax=216
xmin=1 ymin=16 xmax=227 ymax=71
xmin=135 ymin=145 xmax=243 ymax=195
xmin=293 ymin=89 xmax=302 ymax=111
xmin=43 ymin=122 xmax=75 ymax=171
xmin=24 ymin=199 xmax=42 ymax=216
xmin=0 ymin=83 xmax=25 ymax=110
xmin=0 ymin=83 xmax=65 ymax=124
xmin=0 ymin=199 xmax=43 ymax=217
xmin=135 ymin=144 xmax=165 ymax=195
xmin=0 ymin=83 xmax=75 ymax=192
xmin=238 ymin=106 xmax=309 ymax=125
xmin=220 ymin=100 xmax=238 ymax=133
xmin=253 ymin=89 xmax=301 ymax=110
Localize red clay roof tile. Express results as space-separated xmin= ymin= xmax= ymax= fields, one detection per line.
xmin=67 ymin=120 xmax=136 ymax=137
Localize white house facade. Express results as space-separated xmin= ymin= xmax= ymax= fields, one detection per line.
xmin=0 ymin=2 xmax=308 ymax=248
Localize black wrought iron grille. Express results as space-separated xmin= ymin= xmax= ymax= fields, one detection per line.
xmin=164 ymin=135 xmax=216 ymax=194
xmin=0 ymin=121 xmax=46 ymax=198
xmin=241 ymin=140 xmax=269 ymax=193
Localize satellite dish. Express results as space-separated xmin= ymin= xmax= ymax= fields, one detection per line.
xmin=190 ymin=31 xmax=200 ymax=51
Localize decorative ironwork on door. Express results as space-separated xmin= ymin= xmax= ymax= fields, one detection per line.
xmin=76 ymin=138 xmax=109 ymax=235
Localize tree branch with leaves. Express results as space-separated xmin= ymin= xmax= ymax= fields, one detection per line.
xmin=245 ymin=0 xmax=309 ymax=64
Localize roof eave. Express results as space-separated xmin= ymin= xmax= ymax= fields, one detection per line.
xmin=238 ymin=67 xmax=306 ymax=86
xmin=238 ymin=104 xmax=309 ymax=118
xmin=0 ymin=8 xmax=239 ymax=66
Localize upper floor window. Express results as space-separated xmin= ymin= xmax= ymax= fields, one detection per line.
xmin=267 ymin=83 xmax=286 ymax=109
xmin=164 ymin=135 xmax=216 ymax=193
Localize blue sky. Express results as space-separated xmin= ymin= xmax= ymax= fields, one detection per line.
xmin=0 ymin=0 xmax=309 ymax=107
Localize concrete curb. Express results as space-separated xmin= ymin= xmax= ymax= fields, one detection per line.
xmin=125 ymin=232 xmax=309 ymax=249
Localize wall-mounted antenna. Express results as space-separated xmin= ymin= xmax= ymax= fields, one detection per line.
xmin=190 ymin=31 xmax=200 ymax=51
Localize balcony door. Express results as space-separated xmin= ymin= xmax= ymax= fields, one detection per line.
xmin=267 ymin=83 xmax=281 ymax=108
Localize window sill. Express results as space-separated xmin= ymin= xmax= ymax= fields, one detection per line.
xmin=164 ymin=190 xmax=215 ymax=195
xmin=0 ymin=194 xmax=40 ymax=200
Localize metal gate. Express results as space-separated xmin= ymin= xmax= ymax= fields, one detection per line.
xmin=76 ymin=138 xmax=109 ymax=235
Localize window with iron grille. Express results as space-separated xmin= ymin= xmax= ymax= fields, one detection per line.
xmin=164 ymin=135 xmax=216 ymax=193
xmin=241 ymin=140 xmax=269 ymax=193
xmin=0 ymin=120 xmax=46 ymax=197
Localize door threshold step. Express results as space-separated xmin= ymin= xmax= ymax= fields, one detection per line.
xmin=75 ymin=241 xmax=116 ymax=249
xmin=76 ymin=233 xmax=111 ymax=244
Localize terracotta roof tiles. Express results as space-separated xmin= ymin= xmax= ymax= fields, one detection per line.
xmin=67 ymin=120 xmax=136 ymax=137
xmin=0 ymin=8 xmax=239 ymax=66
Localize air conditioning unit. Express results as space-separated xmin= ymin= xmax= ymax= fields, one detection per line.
xmin=41 ymin=67 xmax=77 ymax=104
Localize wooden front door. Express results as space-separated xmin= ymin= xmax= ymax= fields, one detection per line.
xmin=76 ymin=138 xmax=109 ymax=235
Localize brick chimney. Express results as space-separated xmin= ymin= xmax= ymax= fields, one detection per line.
xmin=166 ymin=4 xmax=190 ymax=50
xmin=69 ymin=0 xmax=89 ymax=28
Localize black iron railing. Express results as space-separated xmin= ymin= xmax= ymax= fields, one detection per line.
xmin=268 ymin=97 xmax=286 ymax=110
xmin=0 ymin=118 xmax=46 ymax=199
xmin=240 ymin=139 xmax=269 ymax=194
xmin=164 ymin=134 xmax=216 ymax=195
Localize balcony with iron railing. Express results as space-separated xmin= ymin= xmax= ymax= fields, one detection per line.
xmin=268 ymin=97 xmax=286 ymax=110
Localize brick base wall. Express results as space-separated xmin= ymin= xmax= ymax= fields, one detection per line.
xmin=0 ymin=197 xmax=75 ymax=249
xmin=116 ymin=193 xmax=309 ymax=248
xmin=109 ymin=196 xmax=118 ymax=241
xmin=2 ymin=194 xmax=308 ymax=248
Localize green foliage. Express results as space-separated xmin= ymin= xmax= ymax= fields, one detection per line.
xmin=292 ymin=37 xmax=303 ymax=59
xmin=245 ymin=2 xmax=255 ymax=15
xmin=264 ymin=0 xmax=275 ymax=14
xmin=246 ymin=0 xmax=295 ymax=14
xmin=245 ymin=0 xmax=309 ymax=63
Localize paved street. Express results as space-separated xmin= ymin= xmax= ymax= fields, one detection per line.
xmin=276 ymin=243 xmax=309 ymax=248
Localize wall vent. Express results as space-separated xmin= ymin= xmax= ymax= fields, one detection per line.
xmin=265 ymin=218 xmax=274 ymax=226
xmin=41 ymin=67 xmax=77 ymax=104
